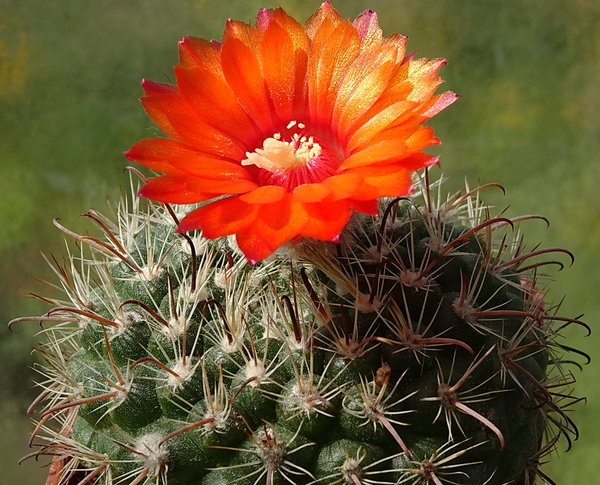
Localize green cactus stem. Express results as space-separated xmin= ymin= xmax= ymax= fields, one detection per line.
xmin=13 ymin=172 xmax=587 ymax=485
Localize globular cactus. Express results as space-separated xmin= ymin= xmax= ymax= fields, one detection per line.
xmin=14 ymin=172 xmax=585 ymax=485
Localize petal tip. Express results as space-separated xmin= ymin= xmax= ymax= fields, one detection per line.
xmin=176 ymin=219 xmax=199 ymax=235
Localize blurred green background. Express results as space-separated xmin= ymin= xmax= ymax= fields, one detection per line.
xmin=1 ymin=0 xmax=598 ymax=483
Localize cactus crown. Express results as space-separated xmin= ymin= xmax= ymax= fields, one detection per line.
xmin=15 ymin=172 xmax=586 ymax=485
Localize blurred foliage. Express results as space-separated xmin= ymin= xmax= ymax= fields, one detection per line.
xmin=1 ymin=0 xmax=598 ymax=483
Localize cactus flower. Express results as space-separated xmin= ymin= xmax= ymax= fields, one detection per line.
xmin=125 ymin=1 xmax=457 ymax=263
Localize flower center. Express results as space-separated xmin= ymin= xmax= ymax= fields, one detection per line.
xmin=242 ymin=121 xmax=341 ymax=191
xmin=242 ymin=121 xmax=323 ymax=172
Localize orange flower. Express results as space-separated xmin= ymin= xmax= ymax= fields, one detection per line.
xmin=125 ymin=2 xmax=457 ymax=263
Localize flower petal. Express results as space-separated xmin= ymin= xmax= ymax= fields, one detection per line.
xmin=167 ymin=154 xmax=253 ymax=180
xmin=344 ymin=58 xmax=449 ymax=152
xmin=221 ymin=21 xmax=273 ymax=132
xmin=139 ymin=175 xmax=218 ymax=204
xmin=349 ymin=198 xmax=379 ymax=215
xmin=397 ymin=152 xmax=439 ymax=171
xmin=141 ymin=90 xmax=246 ymax=159
xmin=304 ymin=1 xmax=343 ymax=39
xmin=416 ymin=91 xmax=460 ymax=119
xmin=234 ymin=231 xmax=277 ymax=265
xmin=178 ymin=36 xmax=221 ymax=72
xmin=300 ymin=199 xmax=351 ymax=241
xmin=239 ymin=185 xmax=286 ymax=204
xmin=307 ymin=18 xmax=360 ymax=128
xmin=125 ymin=138 xmax=190 ymax=172
xmin=351 ymin=165 xmax=413 ymax=200
xmin=174 ymin=65 xmax=259 ymax=146
xmin=260 ymin=11 xmax=309 ymax=122
xmin=125 ymin=138 xmax=254 ymax=182
xmin=340 ymin=139 xmax=411 ymax=169
xmin=345 ymin=99 xmax=417 ymax=153
xmin=333 ymin=45 xmax=398 ymax=141
xmin=182 ymin=177 xmax=258 ymax=196
xmin=177 ymin=196 xmax=258 ymax=238
xmin=235 ymin=195 xmax=307 ymax=263
xmin=293 ymin=183 xmax=331 ymax=203
xmin=321 ymin=173 xmax=364 ymax=200
xmin=352 ymin=9 xmax=383 ymax=48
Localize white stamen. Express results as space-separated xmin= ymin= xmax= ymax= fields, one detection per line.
xmin=242 ymin=135 xmax=322 ymax=172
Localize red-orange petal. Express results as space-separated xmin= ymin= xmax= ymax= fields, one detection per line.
xmin=351 ymin=165 xmax=413 ymax=200
xmin=304 ymin=1 xmax=343 ymax=39
xmin=333 ymin=45 xmax=398 ymax=141
xmin=186 ymin=177 xmax=258 ymax=196
xmin=221 ymin=22 xmax=273 ymax=133
xmin=139 ymin=175 xmax=217 ymax=204
xmin=143 ymin=168 xmax=257 ymax=200
xmin=141 ymin=79 xmax=177 ymax=96
xmin=406 ymin=57 xmax=448 ymax=78
xmin=125 ymin=138 xmax=188 ymax=172
xmin=406 ymin=125 xmax=440 ymax=152
xmin=141 ymin=91 xmax=247 ymax=160
xmin=417 ymin=91 xmax=460 ymax=119
xmin=178 ymin=36 xmax=221 ymax=72
xmin=167 ymin=154 xmax=252 ymax=181
xmin=352 ymin=9 xmax=383 ymax=48
xmin=234 ymin=231 xmax=277 ymax=265
xmin=239 ymin=185 xmax=286 ymax=204
xmin=177 ymin=196 xmax=259 ymax=238
xmin=341 ymin=139 xmax=410 ymax=169
xmin=268 ymin=7 xmax=312 ymax=48
xmin=174 ymin=65 xmax=259 ymax=146
xmin=260 ymin=10 xmax=309 ymax=122
xmin=349 ymin=198 xmax=379 ymax=215
xmin=346 ymin=99 xmax=417 ymax=153
xmin=235 ymin=195 xmax=307 ymax=263
xmin=138 ymin=82 xmax=181 ymax=141
xmin=293 ymin=183 xmax=332 ymax=203
xmin=321 ymin=173 xmax=364 ymax=200
xmin=396 ymin=152 xmax=439 ymax=172
xmin=300 ymin=199 xmax=351 ymax=241
xmin=307 ymin=18 xmax=361 ymax=127
xmin=125 ymin=138 xmax=253 ymax=181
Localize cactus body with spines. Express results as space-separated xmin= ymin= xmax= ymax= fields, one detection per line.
xmin=18 ymin=175 xmax=583 ymax=485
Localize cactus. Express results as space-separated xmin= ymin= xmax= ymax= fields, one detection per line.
xmin=14 ymin=172 xmax=585 ymax=485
